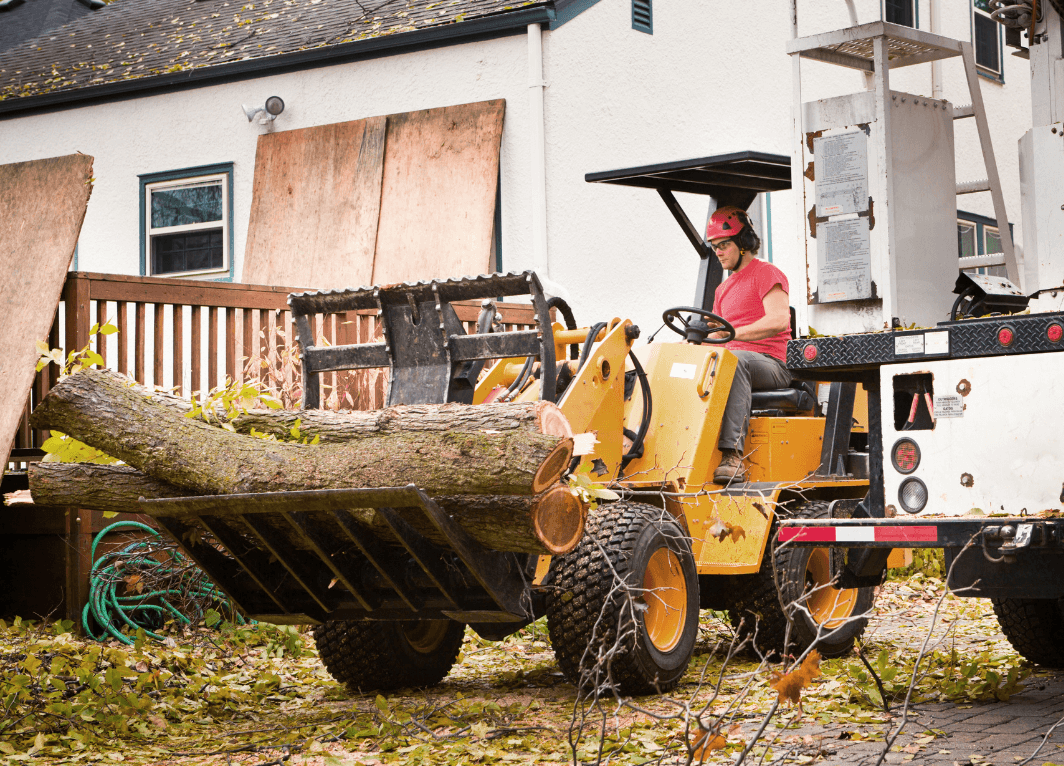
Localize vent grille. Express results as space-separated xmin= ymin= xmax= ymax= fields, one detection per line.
xmin=632 ymin=0 xmax=652 ymax=33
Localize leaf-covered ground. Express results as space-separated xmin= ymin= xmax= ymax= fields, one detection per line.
xmin=0 ymin=576 xmax=1041 ymax=765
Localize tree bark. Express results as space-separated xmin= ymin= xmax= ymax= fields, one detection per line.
xmin=30 ymin=369 xmax=573 ymax=499
xmin=28 ymin=461 xmax=584 ymax=554
xmin=229 ymin=400 xmax=573 ymax=442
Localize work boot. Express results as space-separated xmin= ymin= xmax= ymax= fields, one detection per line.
xmin=713 ymin=449 xmax=748 ymax=485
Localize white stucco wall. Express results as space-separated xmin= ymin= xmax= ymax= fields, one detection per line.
xmin=0 ymin=35 xmax=533 ymax=286
xmin=0 ymin=0 xmax=1038 ymax=339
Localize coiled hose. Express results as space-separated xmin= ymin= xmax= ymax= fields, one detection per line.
xmin=82 ymin=521 xmax=243 ymax=644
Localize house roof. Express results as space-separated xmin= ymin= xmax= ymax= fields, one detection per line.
xmin=0 ymin=0 xmax=98 ymax=55
xmin=0 ymin=0 xmax=573 ymax=116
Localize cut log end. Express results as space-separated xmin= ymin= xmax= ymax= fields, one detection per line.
xmin=531 ymin=483 xmax=586 ymax=555
xmin=531 ymin=438 xmax=574 ymax=494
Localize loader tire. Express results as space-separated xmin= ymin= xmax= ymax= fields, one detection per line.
xmin=728 ymin=500 xmax=874 ymax=659
xmin=546 ymin=501 xmax=698 ymax=695
xmin=992 ymin=598 xmax=1064 ymax=668
xmin=313 ymin=619 xmax=465 ymax=693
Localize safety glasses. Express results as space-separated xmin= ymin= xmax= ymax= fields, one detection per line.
xmin=709 ymin=238 xmax=736 ymax=252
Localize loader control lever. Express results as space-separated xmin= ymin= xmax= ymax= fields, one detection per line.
xmin=661 ymin=307 xmax=735 ymax=345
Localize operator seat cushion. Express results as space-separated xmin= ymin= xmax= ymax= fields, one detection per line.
xmin=750 ymin=381 xmax=816 ymax=413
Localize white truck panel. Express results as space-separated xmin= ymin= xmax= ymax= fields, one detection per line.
xmin=881 ymin=353 xmax=1064 ymax=517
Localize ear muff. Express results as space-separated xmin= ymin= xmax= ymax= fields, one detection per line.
xmin=734 ymin=211 xmax=761 ymax=253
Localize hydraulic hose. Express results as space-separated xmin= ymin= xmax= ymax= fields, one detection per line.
xmin=547 ymin=296 xmax=579 ymax=359
xmin=621 ymin=350 xmax=652 ymax=471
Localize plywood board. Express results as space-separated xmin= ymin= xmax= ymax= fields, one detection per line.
xmin=242 ymin=115 xmax=386 ymax=289
xmin=371 ymin=99 xmax=505 ymax=285
xmin=0 ymin=154 xmax=94 ymax=470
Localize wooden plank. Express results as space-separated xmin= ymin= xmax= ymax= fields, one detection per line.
xmin=172 ymin=304 xmax=184 ymax=396
xmin=243 ymin=308 xmax=254 ymax=384
xmin=242 ymin=115 xmax=386 ymax=290
xmin=225 ymin=307 xmax=236 ymax=383
xmin=134 ymin=302 xmax=146 ymax=384
xmin=154 ymin=303 xmax=165 ymax=389
xmin=0 ymin=154 xmax=93 ymax=469
xmin=190 ymin=305 xmax=202 ymax=398
xmin=372 ymin=100 xmax=505 ymax=285
xmin=117 ymin=301 xmax=128 ymax=375
xmin=208 ymin=306 xmax=219 ymax=391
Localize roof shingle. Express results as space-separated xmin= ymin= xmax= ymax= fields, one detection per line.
xmin=0 ymin=0 xmax=549 ymax=103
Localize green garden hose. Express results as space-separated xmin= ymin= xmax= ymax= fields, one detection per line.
xmin=82 ymin=521 xmax=243 ymax=644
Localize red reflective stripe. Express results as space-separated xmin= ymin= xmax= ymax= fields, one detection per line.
xmin=874 ymin=526 xmax=938 ymax=542
xmin=778 ymin=527 xmax=836 ymax=542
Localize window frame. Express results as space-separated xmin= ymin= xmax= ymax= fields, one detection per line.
xmin=957 ymin=210 xmax=1011 ymax=277
xmin=138 ymin=163 xmax=235 ymax=280
xmin=883 ymin=0 xmax=917 ymax=28
xmin=972 ymin=0 xmax=1004 ymax=82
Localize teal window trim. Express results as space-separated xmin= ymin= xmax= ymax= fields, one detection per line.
xmin=972 ymin=1 xmax=1005 ymax=83
xmin=957 ymin=209 xmax=1013 ymax=275
xmin=138 ymin=162 xmax=235 ymax=281
xmin=632 ymin=0 xmax=651 ymax=34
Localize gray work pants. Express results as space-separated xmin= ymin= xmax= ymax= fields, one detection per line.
xmin=718 ymin=350 xmax=792 ymax=452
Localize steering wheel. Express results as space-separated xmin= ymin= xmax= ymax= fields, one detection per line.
xmin=661 ymin=307 xmax=736 ymax=345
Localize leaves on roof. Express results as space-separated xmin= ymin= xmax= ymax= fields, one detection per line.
xmin=0 ymin=0 xmax=544 ymax=102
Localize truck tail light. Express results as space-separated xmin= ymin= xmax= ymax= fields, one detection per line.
xmin=891 ymin=438 xmax=920 ymax=474
xmin=803 ymin=343 xmax=818 ymax=361
xmin=898 ymin=477 xmax=928 ymax=514
xmin=1049 ymin=323 xmax=1062 ymax=343
xmin=997 ymin=326 xmax=1014 ymax=347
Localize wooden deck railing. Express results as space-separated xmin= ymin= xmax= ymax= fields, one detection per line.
xmin=9 ymin=271 xmax=539 ymax=469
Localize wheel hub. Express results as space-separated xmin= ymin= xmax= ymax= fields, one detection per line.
xmin=642 ymin=547 xmax=687 ymax=652
xmin=804 ymin=548 xmax=858 ymax=629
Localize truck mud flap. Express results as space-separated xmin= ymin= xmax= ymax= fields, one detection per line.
xmin=141 ymin=485 xmax=534 ymax=625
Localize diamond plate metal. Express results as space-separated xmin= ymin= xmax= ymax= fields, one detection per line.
xmin=787 ymin=313 xmax=1064 ymax=372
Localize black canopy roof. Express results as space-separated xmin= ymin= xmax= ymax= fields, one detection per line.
xmin=585 ymin=150 xmax=791 ymax=210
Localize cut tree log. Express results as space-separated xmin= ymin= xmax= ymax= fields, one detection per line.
xmin=28 ymin=462 xmax=585 ymax=554
xmin=30 ymin=369 xmax=572 ymax=498
xmin=144 ymin=391 xmax=573 ymax=443
xmin=28 ymin=369 xmax=584 ymax=553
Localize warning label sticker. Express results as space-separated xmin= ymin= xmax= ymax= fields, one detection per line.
xmin=934 ymin=394 xmax=964 ymax=418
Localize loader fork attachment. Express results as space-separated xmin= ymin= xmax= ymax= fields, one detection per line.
xmin=289 ymin=271 xmax=558 ymax=407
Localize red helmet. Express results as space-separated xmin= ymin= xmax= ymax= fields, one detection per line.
xmin=705 ymin=206 xmax=746 ymax=241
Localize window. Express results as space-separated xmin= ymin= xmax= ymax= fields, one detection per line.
xmin=973 ymin=1 xmax=1003 ymax=78
xmin=632 ymin=0 xmax=651 ymax=34
xmin=885 ymin=0 xmax=915 ymax=28
xmin=957 ymin=211 xmax=1009 ymax=277
xmin=139 ymin=163 xmax=234 ymax=279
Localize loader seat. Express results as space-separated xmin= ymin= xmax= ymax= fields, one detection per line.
xmin=750 ymin=306 xmax=815 ymax=414
xmin=750 ymin=382 xmax=816 ymax=414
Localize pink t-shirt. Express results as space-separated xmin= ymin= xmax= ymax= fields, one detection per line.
xmin=712 ymin=258 xmax=790 ymax=361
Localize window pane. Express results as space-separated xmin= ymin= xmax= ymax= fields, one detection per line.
xmin=151 ymin=229 xmax=224 ymax=274
xmin=974 ymin=0 xmax=991 ymax=12
xmin=958 ymin=222 xmax=977 ymax=259
xmin=975 ymin=13 xmax=1000 ymax=72
xmin=886 ymin=0 xmax=914 ymax=27
xmin=151 ymin=182 xmax=223 ymax=228
xmin=984 ymin=225 xmax=1002 ymax=255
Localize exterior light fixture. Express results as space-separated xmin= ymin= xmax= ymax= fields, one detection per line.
xmin=242 ymin=96 xmax=285 ymax=123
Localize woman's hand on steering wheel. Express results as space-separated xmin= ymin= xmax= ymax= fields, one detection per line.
xmin=661 ymin=307 xmax=736 ymax=345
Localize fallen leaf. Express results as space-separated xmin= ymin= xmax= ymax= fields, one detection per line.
xmin=769 ymin=649 xmax=821 ymax=706
xmin=729 ymin=524 xmax=746 ymax=542
xmin=135 ymin=660 xmax=149 ymax=673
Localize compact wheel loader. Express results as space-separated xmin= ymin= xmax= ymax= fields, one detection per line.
xmin=135 ymin=269 xmax=878 ymax=696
